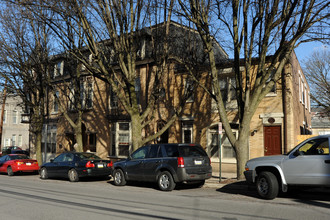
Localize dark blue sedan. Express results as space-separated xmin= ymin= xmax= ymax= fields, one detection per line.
xmin=40 ymin=152 xmax=113 ymax=182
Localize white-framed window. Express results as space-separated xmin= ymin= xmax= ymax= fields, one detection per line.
xmin=182 ymin=120 xmax=193 ymax=143
xmin=81 ymin=54 xmax=93 ymax=71
xmin=299 ymin=70 xmax=302 ymax=102
xmin=81 ymin=79 xmax=93 ymax=109
xmin=111 ymin=122 xmax=131 ymax=157
xmin=305 ymin=85 xmax=308 ymax=109
xmin=308 ymin=92 xmax=311 ymax=112
xmin=12 ymin=134 xmax=16 ymax=146
xmin=54 ymin=61 xmax=64 ymax=77
xmin=5 ymin=138 xmax=10 ymax=147
xmin=265 ymin=69 xmax=276 ymax=95
xmin=207 ymin=125 xmax=237 ymax=163
xmin=12 ymin=110 xmax=18 ymax=124
xmin=3 ymin=110 xmax=7 ymax=124
xmin=18 ymin=135 xmax=22 ymax=147
xmin=301 ymin=76 xmax=305 ymax=105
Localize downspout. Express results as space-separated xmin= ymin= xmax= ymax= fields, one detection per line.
xmin=282 ymin=69 xmax=287 ymax=154
xmin=0 ymin=80 xmax=8 ymax=151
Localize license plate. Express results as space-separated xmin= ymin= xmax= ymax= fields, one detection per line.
xmin=97 ymin=164 xmax=104 ymax=168
xmin=194 ymin=160 xmax=202 ymax=165
xmin=26 ymin=163 xmax=32 ymax=166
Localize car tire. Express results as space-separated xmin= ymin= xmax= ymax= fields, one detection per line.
xmin=113 ymin=169 xmax=126 ymax=186
xmin=40 ymin=167 xmax=48 ymax=180
xmin=256 ymin=171 xmax=279 ymax=200
xmin=7 ymin=166 xmax=14 ymax=176
xmin=68 ymin=169 xmax=79 ymax=182
xmin=158 ymin=171 xmax=176 ymax=191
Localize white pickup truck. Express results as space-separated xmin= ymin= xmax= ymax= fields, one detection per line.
xmin=244 ymin=135 xmax=330 ymax=199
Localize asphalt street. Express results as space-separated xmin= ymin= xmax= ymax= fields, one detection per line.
xmin=0 ymin=174 xmax=330 ymax=220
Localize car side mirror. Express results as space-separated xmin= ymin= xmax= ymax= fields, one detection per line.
xmin=50 ymin=159 xmax=54 ymax=163
xmin=293 ymin=150 xmax=304 ymax=157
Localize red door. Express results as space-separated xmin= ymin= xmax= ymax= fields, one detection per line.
xmin=264 ymin=126 xmax=282 ymax=156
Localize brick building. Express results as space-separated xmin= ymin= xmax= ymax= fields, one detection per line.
xmin=38 ymin=22 xmax=311 ymax=172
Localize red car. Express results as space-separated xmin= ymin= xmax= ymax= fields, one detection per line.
xmin=0 ymin=154 xmax=39 ymax=176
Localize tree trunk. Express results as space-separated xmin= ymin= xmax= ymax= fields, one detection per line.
xmin=235 ymin=121 xmax=251 ymax=180
xmin=131 ymin=113 xmax=143 ymax=152
xmin=35 ymin=130 xmax=43 ymax=166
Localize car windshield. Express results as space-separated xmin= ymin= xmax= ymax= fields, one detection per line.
xmin=9 ymin=155 xmax=30 ymax=160
xmin=77 ymin=153 xmax=101 ymax=160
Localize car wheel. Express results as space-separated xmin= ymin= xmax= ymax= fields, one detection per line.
xmin=68 ymin=169 xmax=79 ymax=182
xmin=7 ymin=167 xmax=14 ymax=176
xmin=113 ymin=169 xmax=126 ymax=186
xmin=40 ymin=167 xmax=48 ymax=180
xmin=158 ymin=171 xmax=175 ymax=191
xmin=256 ymin=171 xmax=279 ymax=200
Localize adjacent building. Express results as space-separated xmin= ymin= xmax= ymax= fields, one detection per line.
xmin=0 ymin=93 xmax=30 ymax=151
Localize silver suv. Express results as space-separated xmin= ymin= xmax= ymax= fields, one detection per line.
xmin=244 ymin=135 xmax=330 ymax=199
xmin=112 ymin=143 xmax=212 ymax=191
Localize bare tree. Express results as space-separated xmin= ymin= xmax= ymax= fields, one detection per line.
xmin=0 ymin=1 xmax=53 ymax=165
xmin=178 ymin=0 xmax=330 ymax=179
xmin=19 ymin=0 xmax=202 ymax=153
xmin=303 ymin=49 xmax=330 ymax=115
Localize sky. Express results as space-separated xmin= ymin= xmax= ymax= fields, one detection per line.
xmin=294 ymin=41 xmax=328 ymax=65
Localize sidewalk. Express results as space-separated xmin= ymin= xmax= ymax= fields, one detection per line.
xmin=204 ymin=171 xmax=247 ymax=188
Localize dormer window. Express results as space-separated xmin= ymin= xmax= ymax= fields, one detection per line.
xmin=54 ymin=61 xmax=64 ymax=77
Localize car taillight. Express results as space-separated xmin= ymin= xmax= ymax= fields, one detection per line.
xmin=107 ymin=161 xmax=113 ymax=168
xmin=177 ymin=157 xmax=184 ymax=168
xmin=86 ymin=161 xmax=95 ymax=168
xmin=16 ymin=161 xmax=24 ymax=165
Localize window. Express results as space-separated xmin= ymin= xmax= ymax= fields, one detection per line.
xmin=131 ymin=146 xmax=149 ymax=159
xmin=5 ymin=138 xmax=10 ymax=147
xmin=41 ymin=124 xmax=57 ymax=154
xmin=12 ymin=110 xmax=18 ymax=124
xmin=297 ymin=138 xmax=329 ymax=155
xmin=54 ymin=153 xmax=66 ymax=162
xmin=182 ymin=120 xmax=193 ymax=143
xmin=18 ymin=135 xmax=22 ymax=147
xmin=184 ymin=78 xmax=194 ymax=102
xmin=81 ymin=54 xmax=92 ymax=71
xmin=87 ymin=133 xmax=96 ymax=152
xmin=111 ymin=122 xmax=131 ymax=157
xmin=110 ymin=82 xmax=118 ymax=109
xmin=69 ymin=87 xmax=75 ymax=110
xmin=135 ymin=77 xmax=141 ymax=105
xmin=54 ymin=61 xmax=64 ymax=77
xmin=207 ymin=125 xmax=237 ymax=162
xmin=3 ymin=110 xmax=6 ymax=124
xmin=147 ymin=145 xmax=161 ymax=158
xmin=220 ymin=77 xmax=236 ymax=102
xmin=12 ymin=134 xmax=16 ymax=146
xmin=53 ymin=91 xmax=59 ymax=113
xmin=81 ymin=80 xmax=93 ymax=109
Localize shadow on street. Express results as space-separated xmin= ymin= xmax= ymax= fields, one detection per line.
xmin=218 ymin=181 xmax=330 ymax=209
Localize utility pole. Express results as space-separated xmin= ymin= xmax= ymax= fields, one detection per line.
xmin=0 ymin=80 xmax=8 ymax=151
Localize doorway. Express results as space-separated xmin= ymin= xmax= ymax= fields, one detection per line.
xmin=264 ymin=126 xmax=282 ymax=155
